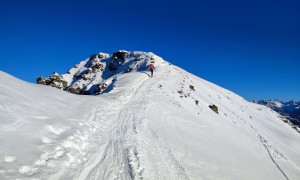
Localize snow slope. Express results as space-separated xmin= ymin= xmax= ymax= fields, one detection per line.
xmin=254 ymin=100 xmax=300 ymax=128
xmin=1 ymin=51 xmax=300 ymax=180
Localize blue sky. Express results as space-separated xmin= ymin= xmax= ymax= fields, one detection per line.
xmin=0 ymin=0 xmax=299 ymax=101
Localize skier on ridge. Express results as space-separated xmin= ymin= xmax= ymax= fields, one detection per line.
xmin=150 ymin=63 xmax=155 ymax=77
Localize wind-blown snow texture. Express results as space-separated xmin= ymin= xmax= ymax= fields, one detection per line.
xmin=1 ymin=51 xmax=300 ymax=180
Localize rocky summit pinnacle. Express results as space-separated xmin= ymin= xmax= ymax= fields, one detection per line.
xmin=36 ymin=50 xmax=159 ymax=95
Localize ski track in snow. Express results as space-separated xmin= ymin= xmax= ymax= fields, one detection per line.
xmin=230 ymin=106 xmax=293 ymax=180
xmin=248 ymin=122 xmax=290 ymax=180
xmin=75 ymin=74 xmax=149 ymax=180
xmin=226 ymin=101 xmax=293 ymax=180
xmin=76 ymin=72 xmax=189 ymax=180
xmin=138 ymin=73 xmax=190 ymax=180
xmin=212 ymin=87 xmax=297 ymax=180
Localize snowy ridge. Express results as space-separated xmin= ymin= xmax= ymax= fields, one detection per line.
xmin=1 ymin=51 xmax=300 ymax=179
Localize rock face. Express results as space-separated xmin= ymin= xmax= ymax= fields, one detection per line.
xmin=94 ymin=83 xmax=108 ymax=95
xmin=36 ymin=51 xmax=155 ymax=95
xmin=108 ymin=51 xmax=127 ymax=71
xmin=209 ymin=104 xmax=219 ymax=114
xmin=36 ymin=72 xmax=68 ymax=89
xmin=189 ymin=85 xmax=195 ymax=91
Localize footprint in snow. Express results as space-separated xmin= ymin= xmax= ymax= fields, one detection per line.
xmin=19 ymin=165 xmax=39 ymax=175
xmin=47 ymin=125 xmax=67 ymax=135
xmin=41 ymin=137 xmax=52 ymax=144
xmin=4 ymin=156 xmax=17 ymax=163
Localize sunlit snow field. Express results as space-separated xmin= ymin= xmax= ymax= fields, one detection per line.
xmin=1 ymin=52 xmax=300 ymax=180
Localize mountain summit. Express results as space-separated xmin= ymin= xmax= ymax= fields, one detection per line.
xmin=36 ymin=50 xmax=158 ymax=95
xmin=1 ymin=51 xmax=300 ymax=180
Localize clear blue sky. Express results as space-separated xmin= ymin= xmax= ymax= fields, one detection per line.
xmin=1 ymin=0 xmax=299 ymax=101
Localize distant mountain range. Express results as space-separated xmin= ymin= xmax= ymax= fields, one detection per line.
xmin=254 ymin=100 xmax=300 ymax=126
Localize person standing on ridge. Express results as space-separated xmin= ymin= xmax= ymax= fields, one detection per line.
xmin=150 ymin=63 xmax=155 ymax=77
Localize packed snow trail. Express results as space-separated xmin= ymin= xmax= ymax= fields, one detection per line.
xmin=76 ymin=73 xmax=150 ymax=179
xmin=75 ymin=69 xmax=189 ymax=180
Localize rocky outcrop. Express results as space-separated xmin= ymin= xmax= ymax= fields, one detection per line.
xmin=98 ymin=54 xmax=104 ymax=59
xmin=112 ymin=51 xmax=126 ymax=60
xmin=93 ymin=63 xmax=105 ymax=72
xmin=94 ymin=83 xmax=108 ymax=94
xmin=36 ymin=76 xmax=46 ymax=84
xmin=68 ymin=86 xmax=82 ymax=94
xmin=36 ymin=72 xmax=68 ymax=89
xmin=36 ymin=50 xmax=154 ymax=95
xmin=209 ymin=104 xmax=219 ymax=114
xmin=109 ymin=51 xmax=127 ymax=72
xmin=189 ymin=85 xmax=195 ymax=91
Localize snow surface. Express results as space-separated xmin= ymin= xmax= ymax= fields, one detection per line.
xmin=1 ymin=52 xmax=300 ymax=180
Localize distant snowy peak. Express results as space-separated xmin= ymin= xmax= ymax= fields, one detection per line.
xmin=254 ymin=100 xmax=300 ymax=113
xmin=37 ymin=50 xmax=162 ymax=95
xmin=254 ymin=100 xmax=284 ymax=110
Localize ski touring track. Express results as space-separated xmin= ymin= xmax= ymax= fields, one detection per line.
xmin=77 ymin=71 xmax=189 ymax=180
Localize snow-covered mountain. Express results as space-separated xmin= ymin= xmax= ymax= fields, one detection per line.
xmin=36 ymin=51 xmax=153 ymax=95
xmin=1 ymin=51 xmax=300 ymax=180
xmin=254 ymin=100 xmax=300 ymax=127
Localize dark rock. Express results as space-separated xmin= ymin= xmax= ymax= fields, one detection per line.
xmin=209 ymin=105 xmax=219 ymax=114
xmin=108 ymin=51 xmax=128 ymax=72
xmin=86 ymin=68 xmax=92 ymax=74
xmin=94 ymin=83 xmax=108 ymax=94
xmin=98 ymin=54 xmax=104 ymax=59
xmin=68 ymin=87 xmax=81 ymax=94
xmin=189 ymin=85 xmax=195 ymax=91
xmin=195 ymin=100 xmax=199 ymax=105
xmin=112 ymin=51 xmax=126 ymax=60
xmin=74 ymin=71 xmax=81 ymax=78
xmin=82 ymin=76 xmax=88 ymax=81
xmin=37 ymin=73 xmax=68 ymax=89
xmin=36 ymin=77 xmax=46 ymax=84
xmin=93 ymin=63 xmax=104 ymax=71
